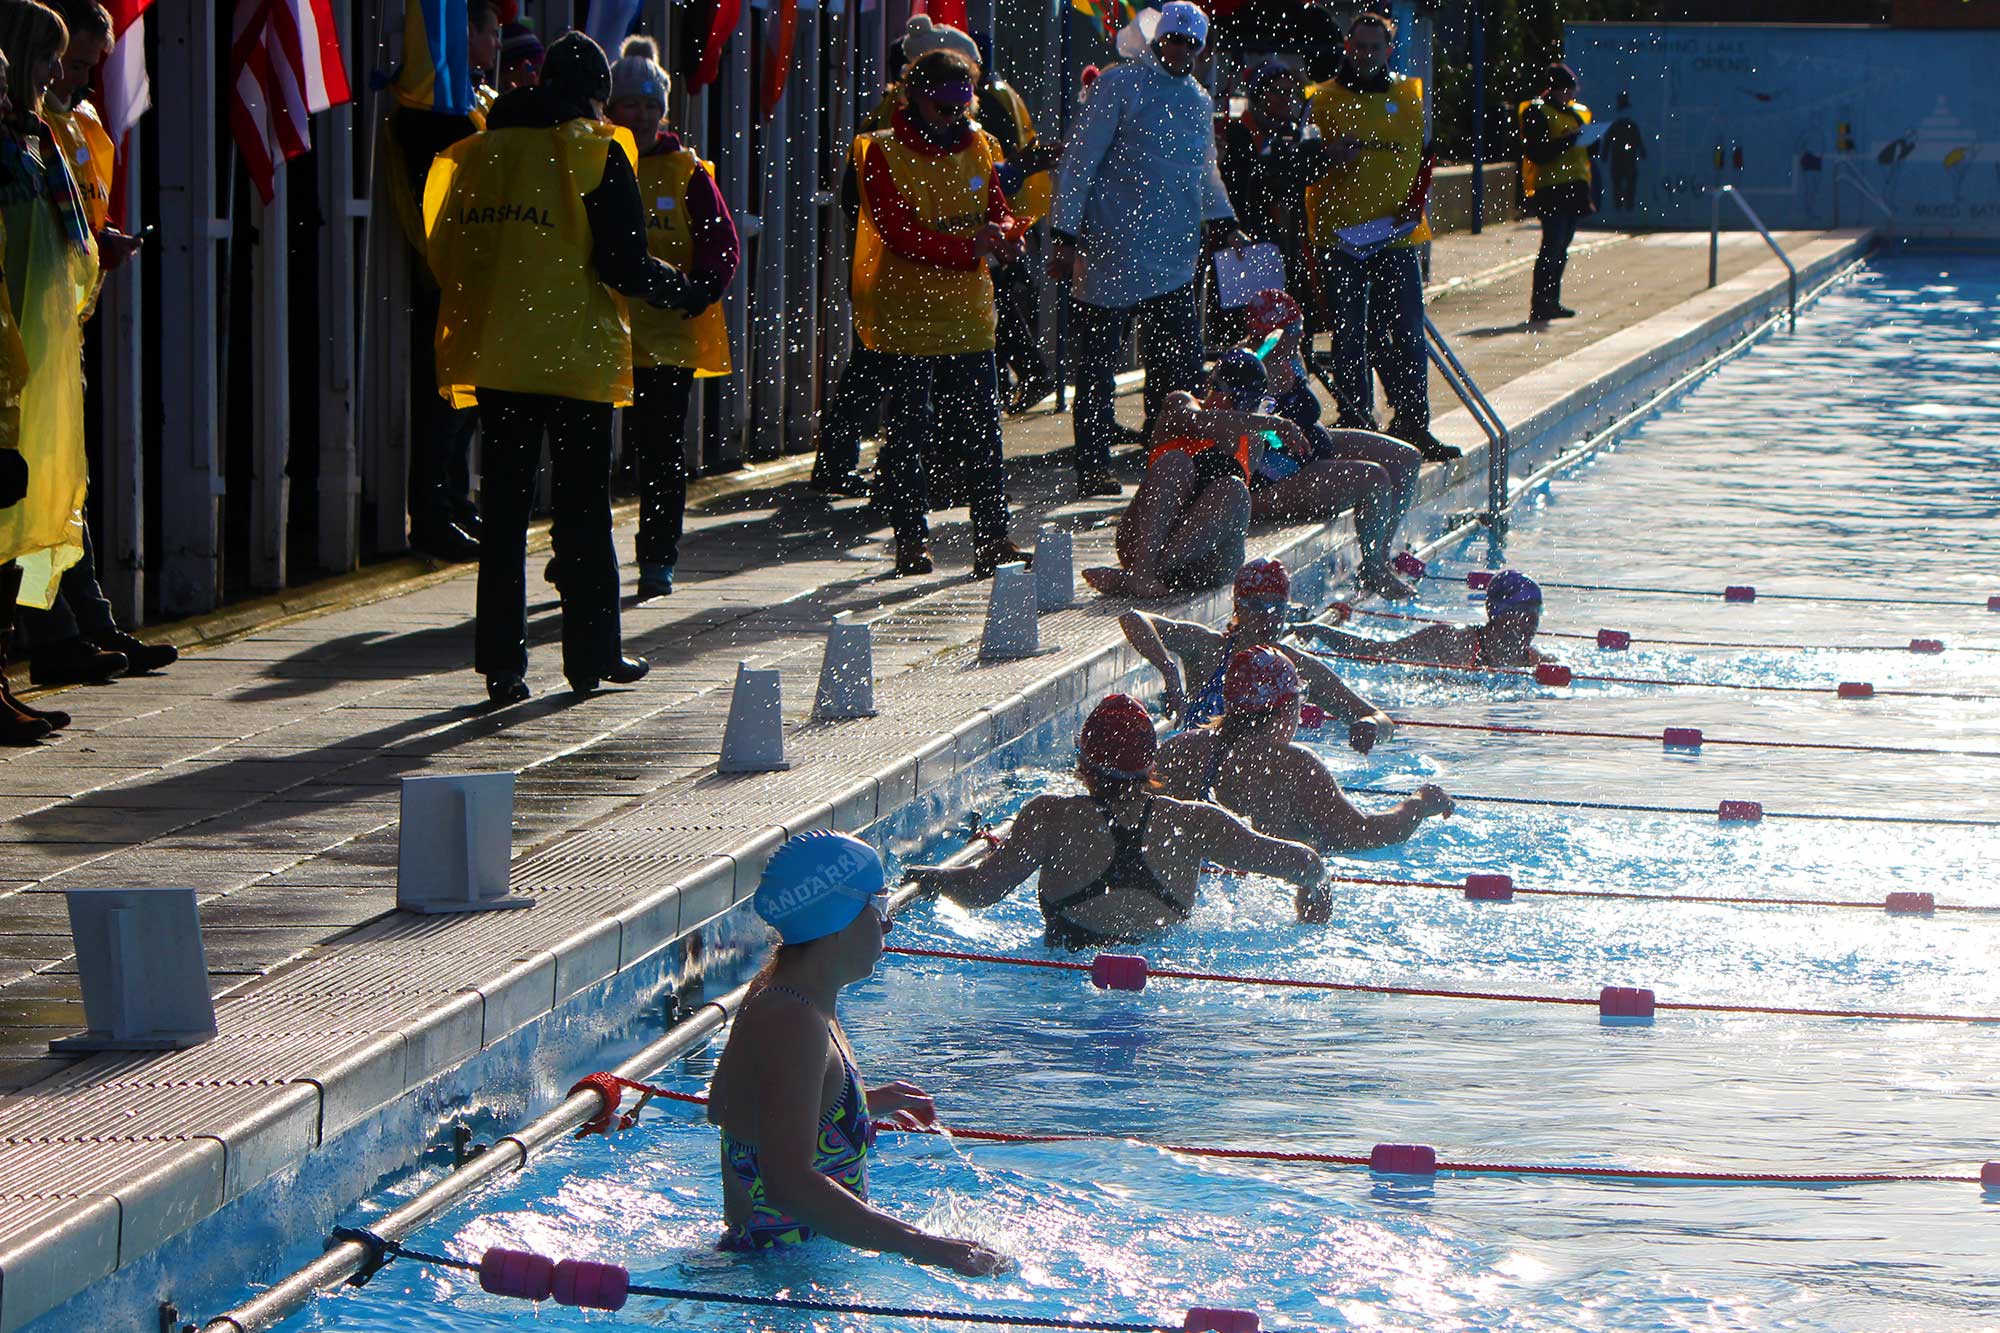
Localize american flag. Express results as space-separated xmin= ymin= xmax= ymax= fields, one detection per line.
xmin=229 ymin=0 xmax=353 ymax=204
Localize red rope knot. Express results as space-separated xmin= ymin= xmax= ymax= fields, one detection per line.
xmin=570 ymin=1072 xmax=628 ymax=1139
xmin=569 ymin=1073 xmax=680 ymax=1138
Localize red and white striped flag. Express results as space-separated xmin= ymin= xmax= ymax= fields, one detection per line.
xmin=229 ymin=0 xmax=353 ymax=204
xmin=97 ymin=0 xmax=153 ymax=229
xmin=99 ymin=0 xmax=152 ymax=144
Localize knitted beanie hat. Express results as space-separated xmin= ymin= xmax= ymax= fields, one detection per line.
xmin=541 ymin=30 xmax=611 ymax=106
xmin=902 ymin=14 xmax=980 ymax=72
xmin=610 ymin=34 xmax=671 ymax=106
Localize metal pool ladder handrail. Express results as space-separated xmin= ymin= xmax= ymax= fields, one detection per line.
xmin=1708 ymin=184 xmax=1797 ymax=330
xmin=1829 ymin=161 xmax=1897 ymax=229
xmin=1422 ymin=314 xmax=1510 ymax=516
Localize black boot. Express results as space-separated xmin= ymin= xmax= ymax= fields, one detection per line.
xmin=29 ymin=637 xmax=128 ymax=685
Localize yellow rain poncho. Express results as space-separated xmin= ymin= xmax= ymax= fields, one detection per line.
xmin=0 ymin=131 xmax=100 ymax=610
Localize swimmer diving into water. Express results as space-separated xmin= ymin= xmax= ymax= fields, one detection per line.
xmin=906 ymin=693 xmax=1331 ymax=948
xmin=706 ymin=831 xmax=1008 ymax=1274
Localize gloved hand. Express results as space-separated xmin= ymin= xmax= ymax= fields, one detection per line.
xmin=0 ymin=448 xmax=25 ymax=508
xmin=646 ymin=264 xmax=695 ymax=312
xmin=675 ymin=279 xmax=718 ymax=319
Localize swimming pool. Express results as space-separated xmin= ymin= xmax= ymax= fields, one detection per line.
xmin=270 ymin=253 xmax=2000 ymax=1331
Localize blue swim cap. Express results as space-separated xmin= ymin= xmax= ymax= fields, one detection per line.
xmin=1485 ymin=570 xmax=1543 ymax=616
xmin=1209 ymin=348 xmax=1268 ymax=411
xmin=753 ymin=831 xmax=887 ymax=945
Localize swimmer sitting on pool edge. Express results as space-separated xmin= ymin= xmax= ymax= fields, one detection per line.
xmin=1293 ymin=569 xmax=1551 ymax=669
xmin=907 ymin=693 xmax=1331 ymax=948
xmin=705 ymin=830 xmax=1008 ymax=1275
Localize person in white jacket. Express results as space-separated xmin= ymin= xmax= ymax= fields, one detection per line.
xmin=1048 ymin=0 xmax=1240 ymax=499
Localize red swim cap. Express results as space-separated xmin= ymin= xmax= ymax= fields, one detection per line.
xmin=1079 ymin=693 xmax=1157 ymax=779
xmin=1222 ymin=646 xmax=1302 ymax=715
xmin=1233 ymin=557 xmax=1290 ymax=605
xmin=1246 ymin=289 xmax=1303 ymax=337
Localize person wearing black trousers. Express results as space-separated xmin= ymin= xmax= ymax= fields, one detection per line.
xmin=424 ymin=33 xmax=692 ymax=705
xmin=1519 ymin=64 xmax=1595 ymax=324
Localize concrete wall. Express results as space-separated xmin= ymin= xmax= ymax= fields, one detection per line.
xmin=1426 ymin=161 xmax=1524 ymax=235
xmin=1563 ymin=22 xmax=2000 ymax=241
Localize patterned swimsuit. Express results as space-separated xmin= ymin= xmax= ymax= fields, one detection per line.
xmin=718 ymin=988 xmax=874 ymax=1250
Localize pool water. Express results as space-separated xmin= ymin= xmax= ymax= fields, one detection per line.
xmin=285 ymin=254 xmax=2000 ymax=1331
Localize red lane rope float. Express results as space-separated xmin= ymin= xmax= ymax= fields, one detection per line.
xmin=1329 ymin=604 xmax=2000 ymax=656
xmin=1302 ymin=640 xmax=2000 ymax=703
xmin=1386 ymin=715 xmax=2000 ymax=760
xmin=881 ymin=946 xmax=2000 ymax=1025
xmin=1337 ymin=784 xmax=2000 ymax=828
xmin=1210 ymin=868 xmax=2000 ymax=916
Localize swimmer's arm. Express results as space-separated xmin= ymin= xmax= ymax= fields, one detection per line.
xmin=906 ymin=799 xmax=1048 ymax=908
xmin=1182 ymin=800 xmax=1329 ymax=923
xmin=1290 ymin=622 xmax=1384 ymax=656
xmin=1150 ymin=390 xmax=1204 ymax=444
xmin=1183 ymin=800 xmax=1325 ymax=891
xmin=1119 ymin=611 xmax=1214 ymax=720
xmin=1298 ymin=761 xmax=1451 ymax=853
xmin=750 ymin=1009 xmax=973 ymax=1263
xmin=1278 ymin=645 xmax=1392 ymax=736
xmin=1186 ymin=404 xmax=1313 ymax=459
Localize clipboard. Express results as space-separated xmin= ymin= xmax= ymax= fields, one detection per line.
xmin=1212 ymin=242 xmax=1288 ymax=309
xmin=1331 ymin=216 xmax=1420 ymax=259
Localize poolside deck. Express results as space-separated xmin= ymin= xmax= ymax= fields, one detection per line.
xmin=0 ymin=223 xmax=1871 ymax=1332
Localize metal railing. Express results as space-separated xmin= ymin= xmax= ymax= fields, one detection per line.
xmin=1830 ymin=161 xmax=1897 ymax=230
xmin=1422 ymin=315 xmax=1511 ymax=517
xmin=1709 ymin=185 xmax=1797 ymax=330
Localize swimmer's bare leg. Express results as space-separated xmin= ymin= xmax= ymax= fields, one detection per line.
xmin=1088 ymin=451 xmax=1201 ymax=599
xmin=1251 ymin=460 xmax=1416 ymax=599
xmin=1159 ymin=475 xmax=1250 ymax=589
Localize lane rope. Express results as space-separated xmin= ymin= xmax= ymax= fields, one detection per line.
xmin=1303 ymin=642 xmax=2000 ymax=703
xmin=882 ymin=946 xmax=2000 ymax=1024
xmin=1332 ymin=603 xmax=2000 ymax=654
xmin=1433 ymin=577 xmax=1998 ymax=610
xmin=1386 ymin=715 xmax=2000 ymax=760
xmin=562 ymin=1079 xmax=1997 ymax=1190
xmin=1338 ymin=785 xmax=2000 ymax=828
xmin=1216 ymin=868 xmax=2000 ymax=915
xmin=332 ymin=1230 xmax=1194 ymax=1332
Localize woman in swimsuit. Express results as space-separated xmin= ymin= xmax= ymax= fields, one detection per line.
xmin=1154 ymin=647 xmax=1452 ymax=851
xmin=1119 ymin=557 xmax=1393 ymax=743
xmin=1235 ymin=289 xmax=1423 ymax=600
xmin=706 ymin=830 xmax=1007 ymax=1275
xmin=1081 ymin=351 xmax=1305 ymax=600
xmin=907 ymin=693 xmax=1331 ymax=946
xmin=1294 ymin=569 xmax=1550 ymax=669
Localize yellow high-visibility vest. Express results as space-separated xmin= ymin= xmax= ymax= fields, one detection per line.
xmin=1304 ymin=73 xmax=1431 ymax=249
xmin=631 ymin=148 xmax=731 ymax=376
xmin=851 ymin=127 xmax=1000 ymax=357
xmin=1519 ymin=98 xmax=1593 ymax=196
xmin=424 ymin=119 xmax=639 ymax=407
xmin=47 ymin=100 xmax=114 ymax=235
